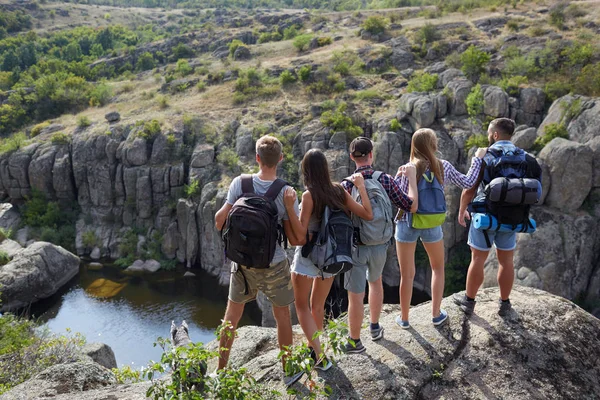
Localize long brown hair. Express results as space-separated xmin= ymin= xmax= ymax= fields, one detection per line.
xmin=301 ymin=149 xmax=347 ymax=217
xmin=410 ymin=128 xmax=444 ymax=184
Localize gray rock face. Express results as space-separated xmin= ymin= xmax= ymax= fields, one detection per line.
xmin=516 ymin=87 xmax=545 ymax=126
xmin=512 ymin=126 xmax=537 ymax=151
xmin=485 ymin=207 xmax=600 ymax=304
xmin=105 ymin=112 xmax=120 ymax=123
xmin=1 ymin=362 xmax=116 ymax=400
xmin=567 ymin=98 xmax=600 ymax=144
xmin=0 ymin=242 xmax=80 ymax=311
xmin=482 ymin=85 xmax=509 ymax=118
xmin=538 ymin=138 xmax=592 ymax=211
xmin=233 ymin=45 xmax=251 ymax=60
xmin=438 ymin=68 xmax=465 ymax=87
xmin=82 ymin=343 xmax=117 ymax=370
xmin=0 ymin=238 xmax=22 ymax=258
xmin=0 ymin=203 xmax=21 ymax=231
xmin=398 ymin=93 xmax=446 ymax=128
xmin=446 ymin=79 xmax=473 ymax=116
xmin=588 ymin=136 xmax=600 ymax=188
xmin=389 ymin=49 xmax=414 ymax=71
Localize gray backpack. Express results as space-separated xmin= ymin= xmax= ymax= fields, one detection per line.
xmin=346 ymin=172 xmax=393 ymax=245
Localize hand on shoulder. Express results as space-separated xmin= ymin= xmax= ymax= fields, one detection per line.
xmin=283 ymin=187 xmax=296 ymax=208
xmin=351 ymin=173 xmax=365 ymax=188
xmin=475 ymin=147 xmax=488 ymax=159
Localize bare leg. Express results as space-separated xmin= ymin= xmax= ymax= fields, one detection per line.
xmin=396 ymin=241 xmax=417 ymax=322
xmin=272 ymin=305 xmax=293 ymax=369
xmin=368 ymin=277 xmax=384 ymax=325
xmin=496 ymin=249 xmax=515 ymax=300
xmin=217 ymin=300 xmax=245 ymax=370
xmin=310 ymin=276 xmax=335 ymax=333
xmin=292 ymin=274 xmax=325 ymax=356
xmin=347 ymin=290 xmax=365 ymax=340
xmin=465 ymin=247 xmax=490 ymax=299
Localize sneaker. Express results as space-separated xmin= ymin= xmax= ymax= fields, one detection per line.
xmin=498 ymin=299 xmax=512 ymax=317
xmin=342 ymin=339 xmax=366 ymax=354
xmin=395 ymin=315 xmax=410 ymax=329
xmin=453 ymin=293 xmax=476 ymax=315
xmin=432 ymin=309 xmax=448 ymax=326
xmin=370 ymin=325 xmax=384 ymax=341
xmin=310 ymin=348 xmax=333 ymax=371
xmin=283 ymin=370 xmax=304 ymax=387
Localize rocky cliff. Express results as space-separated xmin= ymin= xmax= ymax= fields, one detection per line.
xmin=3 ymin=287 xmax=599 ymax=399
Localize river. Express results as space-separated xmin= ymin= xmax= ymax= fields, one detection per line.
xmin=31 ymin=263 xmax=261 ymax=368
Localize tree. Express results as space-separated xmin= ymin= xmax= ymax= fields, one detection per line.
xmin=460 ymin=45 xmax=490 ymax=82
xmin=1 ymin=51 xmax=19 ymax=72
xmin=78 ymin=36 xmax=92 ymax=55
xmin=96 ymin=28 xmax=113 ymax=51
xmin=172 ymin=43 xmax=194 ymax=60
xmin=90 ymin=43 xmax=104 ymax=58
xmin=136 ymin=52 xmax=156 ymax=71
xmin=64 ymin=42 xmax=82 ymax=62
xmin=293 ymin=34 xmax=313 ymax=52
xmin=362 ymin=16 xmax=387 ymax=35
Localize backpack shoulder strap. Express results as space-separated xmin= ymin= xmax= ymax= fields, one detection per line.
xmin=372 ymin=171 xmax=383 ymax=181
xmin=240 ymin=174 xmax=254 ymax=195
xmin=264 ymin=178 xmax=287 ymax=200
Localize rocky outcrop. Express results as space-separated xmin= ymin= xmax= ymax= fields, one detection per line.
xmin=1 ymin=362 xmax=117 ymax=400
xmin=82 ymin=343 xmax=118 ymax=370
xmin=0 ymin=203 xmax=20 ymax=231
xmin=0 ymin=242 xmax=80 ymax=311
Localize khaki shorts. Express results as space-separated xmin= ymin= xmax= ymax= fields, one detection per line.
xmin=344 ymin=243 xmax=388 ymax=294
xmin=228 ymin=258 xmax=294 ymax=307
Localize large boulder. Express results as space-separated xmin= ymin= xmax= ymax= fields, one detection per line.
xmin=389 ymin=49 xmax=414 ymax=71
xmin=512 ymin=126 xmax=537 ymax=151
xmin=516 ymin=87 xmax=545 ymax=126
xmin=446 ymin=79 xmax=473 ymax=116
xmin=0 ymin=242 xmax=80 ymax=311
xmin=1 ymin=362 xmax=117 ymax=400
xmin=0 ymin=203 xmax=21 ymax=231
xmin=482 ymin=85 xmax=509 ymax=118
xmin=211 ymin=287 xmax=600 ymax=399
xmin=538 ymin=138 xmax=593 ymax=211
xmin=82 ymin=343 xmax=118 ymax=370
xmin=566 ymin=98 xmax=600 ymax=144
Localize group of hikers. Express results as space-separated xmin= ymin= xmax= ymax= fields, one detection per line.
xmin=213 ymin=117 xmax=543 ymax=385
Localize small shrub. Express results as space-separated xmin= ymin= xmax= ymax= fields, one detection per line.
xmin=283 ymin=26 xmax=298 ymax=40
xmin=544 ymin=80 xmax=573 ymax=103
xmin=465 ymin=134 xmax=488 ymax=149
xmin=82 ymin=231 xmax=100 ymax=248
xmin=317 ymin=36 xmax=332 ymax=47
xmin=279 ymin=70 xmax=297 ymax=86
xmin=196 ymin=81 xmax=206 ymax=92
xmin=184 ymin=180 xmax=201 ymax=198
xmin=138 ymin=120 xmax=161 ymax=139
xmin=498 ymin=75 xmax=528 ymax=96
xmin=575 ymin=64 xmax=600 ymax=96
xmin=30 ymin=122 xmax=50 ymax=137
xmin=549 ymin=7 xmax=566 ymax=30
xmin=175 ymin=59 xmax=193 ymax=77
xmin=466 ymin=84 xmax=484 ymax=120
xmin=50 ymin=132 xmax=70 ymax=145
xmin=0 ymin=132 xmax=27 ymax=155
xmin=298 ymin=65 xmax=312 ymax=82
xmin=217 ymin=147 xmax=239 ymax=170
xmin=172 ymin=43 xmax=194 ymax=59
xmin=362 ymin=15 xmax=387 ymax=35
xmin=293 ymin=34 xmax=313 ymax=52
xmin=390 ymin=118 xmax=401 ymax=132
xmin=228 ymin=39 xmax=246 ymax=57
xmin=445 ymin=52 xmax=461 ymax=69
xmin=157 ymin=95 xmax=169 ymax=109
xmin=0 ymin=227 xmax=12 ymax=242
xmin=506 ymin=19 xmax=519 ymax=31
xmin=0 ymin=250 xmax=9 ymax=266
xmin=528 ymin=26 xmax=546 ymax=37
xmin=415 ymin=24 xmax=440 ymax=44
xmin=534 ymin=122 xmax=568 ymax=149
xmin=320 ymin=103 xmax=363 ymax=140
xmin=563 ymin=42 xmax=593 ymax=69
xmin=354 ymin=89 xmax=381 ymax=101
xmin=460 ymin=45 xmax=490 ymax=82
xmin=112 ymin=366 xmax=143 ymax=384
xmin=89 ymin=83 xmax=113 ymax=107
xmin=76 ymin=115 xmax=91 ymax=128
xmin=136 ymin=52 xmax=156 ymax=71
xmin=406 ymin=72 xmax=438 ymax=93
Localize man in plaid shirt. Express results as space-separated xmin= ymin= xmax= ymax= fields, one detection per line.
xmin=341 ymin=137 xmax=418 ymax=352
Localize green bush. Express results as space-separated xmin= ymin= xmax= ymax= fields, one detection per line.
xmin=320 ymin=103 xmax=363 ymax=139
xmin=0 ymin=250 xmax=9 ymax=266
xmin=406 ymin=72 xmax=438 ymax=93
xmin=0 ymin=132 xmax=27 ymax=155
xmin=544 ymin=80 xmax=573 ymax=103
xmin=0 ymin=227 xmax=12 ymax=242
xmin=283 ymin=26 xmax=299 ymax=40
xmin=89 ymin=83 xmax=113 ymax=107
xmin=298 ymin=65 xmax=312 ymax=82
xmin=279 ymin=70 xmax=297 ymax=86
xmin=362 ymin=15 xmax=387 ymax=35
xmin=465 ymin=134 xmax=488 ymax=149
xmin=498 ymin=75 xmax=528 ymax=96
xmin=50 ymin=132 xmax=70 ymax=145
xmin=575 ymin=63 xmax=600 ymax=96
xmin=390 ymin=118 xmax=402 ymax=132
xmin=445 ymin=52 xmax=461 ymax=69
xmin=217 ymin=148 xmax=239 ymax=170
xmin=228 ymin=39 xmax=246 ymax=57
xmin=196 ymin=81 xmax=206 ymax=92
xmin=354 ymin=89 xmax=382 ymax=101
xmin=466 ymin=84 xmax=484 ymax=120
xmin=460 ymin=45 xmax=490 ymax=82
xmin=549 ymin=6 xmax=565 ymax=30
xmin=76 ymin=115 xmax=91 ymax=128
xmin=136 ymin=52 xmax=156 ymax=71
xmin=172 ymin=43 xmax=194 ymax=60
xmin=503 ymin=55 xmax=537 ymax=77
xmin=137 ymin=120 xmax=161 ymax=139
xmin=317 ymin=36 xmax=333 ymax=47
xmin=82 ymin=231 xmax=100 ymax=248
xmin=184 ymin=180 xmax=201 ymax=198
xmin=30 ymin=122 xmax=50 ymax=138
xmin=563 ymin=42 xmax=593 ymax=69
xmin=415 ymin=23 xmax=440 ymax=44
xmin=175 ymin=59 xmax=193 ymax=77
xmin=293 ymin=34 xmax=313 ymax=52
xmin=534 ymin=122 xmax=568 ymax=149
xmin=157 ymin=95 xmax=169 ymax=109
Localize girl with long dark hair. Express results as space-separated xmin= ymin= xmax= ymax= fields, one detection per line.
xmin=283 ymin=148 xmax=373 ymax=369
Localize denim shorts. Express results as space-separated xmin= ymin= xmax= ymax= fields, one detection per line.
xmin=291 ymin=247 xmax=336 ymax=279
xmin=394 ymin=220 xmax=443 ymax=243
xmin=467 ymin=222 xmax=517 ymax=251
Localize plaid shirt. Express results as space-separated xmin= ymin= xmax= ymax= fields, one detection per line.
xmin=341 ymin=166 xmax=413 ymax=212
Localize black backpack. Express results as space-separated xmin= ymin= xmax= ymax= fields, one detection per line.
xmin=222 ymin=175 xmax=287 ymax=269
xmin=301 ymin=206 xmax=354 ymax=278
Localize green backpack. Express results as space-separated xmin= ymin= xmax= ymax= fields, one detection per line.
xmin=411 ymin=171 xmax=446 ymax=229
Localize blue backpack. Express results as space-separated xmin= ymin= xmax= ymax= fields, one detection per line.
xmin=410 ymin=170 xmax=446 ymax=229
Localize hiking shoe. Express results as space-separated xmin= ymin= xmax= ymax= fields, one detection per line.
xmin=310 ymin=348 xmax=333 ymax=371
xmin=432 ymin=309 xmax=448 ymax=326
xmin=498 ymin=299 xmax=512 ymax=317
xmin=453 ymin=293 xmax=475 ymax=315
xmin=370 ymin=325 xmax=384 ymax=341
xmin=283 ymin=370 xmax=304 ymax=387
xmin=342 ymin=339 xmax=366 ymax=354
xmin=395 ymin=315 xmax=410 ymax=329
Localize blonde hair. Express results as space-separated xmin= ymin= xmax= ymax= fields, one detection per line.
xmin=410 ymin=128 xmax=444 ymax=184
xmin=255 ymin=135 xmax=282 ymax=168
